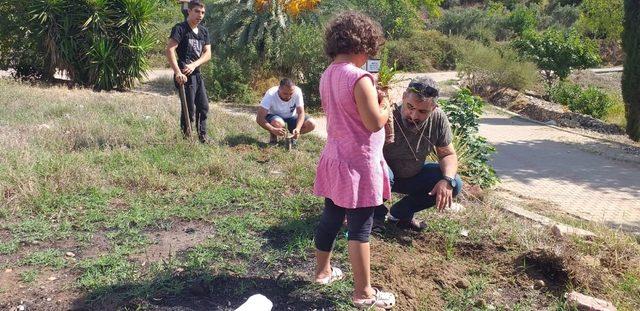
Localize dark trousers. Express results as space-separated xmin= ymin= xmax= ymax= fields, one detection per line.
xmin=175 ymin=72 xmax=208 ymax=137
xmin=374 ymin=163 xmax=463 ymax=221
xmin=315 ymin=198 xmax=379 ymax=252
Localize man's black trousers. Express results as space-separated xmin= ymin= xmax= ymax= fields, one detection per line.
xmin=176 ymin=72 xmax=208 ymax=137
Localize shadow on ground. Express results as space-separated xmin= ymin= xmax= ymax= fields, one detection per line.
xmin=72 ymin=269 xmax=336 ymax=310
xmin=489 ymin=139 xmax=640 ymax=197
xmin=223 ymin=134 xmax=268 ymax=148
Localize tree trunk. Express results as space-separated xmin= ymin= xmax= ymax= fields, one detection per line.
xmin=622 ymin=0 xmax=640 ymax=141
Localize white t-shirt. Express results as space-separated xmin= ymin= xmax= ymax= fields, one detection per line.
xmin=259 ymin=86 xmax=304 ymax=119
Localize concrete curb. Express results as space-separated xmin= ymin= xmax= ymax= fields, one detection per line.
xmin=485 ymin=104 xmax=635 ymax=151
xmin=500 ymin=204 xmax=597 ymax=239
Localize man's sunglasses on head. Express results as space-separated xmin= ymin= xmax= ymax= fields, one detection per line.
xmin=408 ymin=81 xmax=439 ymax=98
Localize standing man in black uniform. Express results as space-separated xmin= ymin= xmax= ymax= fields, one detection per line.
xmin=166 ymin=0 xmax=212 ymax=143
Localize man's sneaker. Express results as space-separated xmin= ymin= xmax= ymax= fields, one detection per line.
xmin=269 ymin=133 xmax=278 ymax=145
xmin=396 ymin=219 xmax=427 ymax=232
xmin=198 ymin=134 xmax=212 ymax=144
xmin=372 ymin=218 xmax=386 ymax=233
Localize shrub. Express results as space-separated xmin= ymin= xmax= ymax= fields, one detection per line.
xmin=501 ymin=4 xmax=538 ymax=36
xmin=386 ymin=30 xmax=459 ymax=71
xmin=544 ymin=3 xmax=580 ymax=29
xmin=349 ymin=0 xmax=424 ymax=39
xmin=201 ymin=58 xmax=257 ymax=105
xmin=268 ymin=23 xmax=326 ymax=108
xmin=547 ymin=82 xmax=616 ymax=119
xmin=546 ymin=81 xmax=582 ymax=106
xmin=0 ymin=1 xmax=47 ymax=79
xmin=512 ymin=28 xmax=600 ymax=83
xmin=569 ymin=86 xmax=616 ymax=119
xmin=434 ymin=89 xmax=498 ymax=188
xmin=456 ymin=40 xmax=539 ymax=91
xmin=0 ymin=0 xmax=156 ymax=90
xmin=436 ymin=7 xmax=494 ymax=41
xmin=576 ymin=0 xmax=623 ymax=42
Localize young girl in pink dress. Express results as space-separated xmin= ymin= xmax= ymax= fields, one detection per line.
xmin=313 ymin=11 xmax=396 ymax=310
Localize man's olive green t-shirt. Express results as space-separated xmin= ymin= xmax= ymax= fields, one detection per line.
xmin=383 ymin=104 xmax=453 ymax=179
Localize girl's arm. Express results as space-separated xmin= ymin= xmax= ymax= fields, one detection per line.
xmin=354 ymin=76 xmax=388 ymax=132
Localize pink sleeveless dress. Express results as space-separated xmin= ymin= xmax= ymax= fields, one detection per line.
xmin=313 ymin=62 xmax=391 ymax=208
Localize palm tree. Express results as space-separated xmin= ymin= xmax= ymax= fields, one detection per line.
xmin=209 ymin=0 xmax=319 ymax=58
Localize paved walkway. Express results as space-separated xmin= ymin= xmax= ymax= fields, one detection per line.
xmin=479 ymin=108 xmax=640 ymax=232
xmin=140 ymin=69 xmax=640 ymax=232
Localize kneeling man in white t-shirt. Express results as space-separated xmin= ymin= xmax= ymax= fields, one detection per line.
xmin=256 ymin=78 xmax=316 ymax=146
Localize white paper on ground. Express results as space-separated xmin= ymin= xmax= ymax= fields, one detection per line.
xmin=235 ymin=294 xmax=273 ymax=311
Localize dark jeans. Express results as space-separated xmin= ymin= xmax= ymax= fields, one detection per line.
xmin=266 ymin=114 xmax=310 ymax=133
xmin=374 ymin=163 xmax=463 ymax=221
xmin=175 ymin=72 xmax=208 ymax=137
xmin=315 ymin=198 xmax=379 ymax=252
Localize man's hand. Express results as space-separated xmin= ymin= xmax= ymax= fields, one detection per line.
xmin=292 ymin=128 xmax=300 ymax=139
xmin=428 ymin=179 xmax=453 ymax=211
xmin=182 ymin=63 xmax=197 ymax=75
xmin=269 ymin=127 xmax=287 ymax=137
xmin=175 ymin=72 xmax=187 ymax=85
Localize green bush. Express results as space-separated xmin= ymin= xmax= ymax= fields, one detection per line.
xmin=201 ymin=58 xmax=257 ymax=105
xmin=576 ymin=0 xmax=623 ymax=42
xmin=386 ymin=29 xmax=459 ymax=71
xmin=268 ymin=23 xmax=327 ymax=108
xmin=0 ymin=0 xmax=156 ymax=90
xmin=543 ymin=3 xmax=580 ymax=29
xmin=435 ymin=89 xmax=498 ymax=188
xmin=501 ymin=4 xmax=538 ymax=36
xmin=512 ymin=28 xmax=600 ymax=83
xmin=456 ymin=40 xmax=538 ymax=91
xmin=0 ymin=1 xmax=46 ymax=79
xmin=349 ymin=0 xmax=423 ymax=39
xmin=436 ymin=7 xmax=495 ymax=42
xmin=569 ymin=86 xmax=615 ymax=119
xmin=547 ymin=82 xmax=615 ymax=119
xmin=546 ymin=81 xmax=583 ymax=105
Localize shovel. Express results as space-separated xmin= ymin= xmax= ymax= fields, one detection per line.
xmin=178 ymin=84 xmax=192 ymax=139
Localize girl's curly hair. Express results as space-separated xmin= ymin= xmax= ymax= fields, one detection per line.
xmin=324 ymin=11 xmax=385 ymax=59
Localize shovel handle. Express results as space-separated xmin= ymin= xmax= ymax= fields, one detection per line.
xmin=178 ymin=84 xmax=192 ymax=137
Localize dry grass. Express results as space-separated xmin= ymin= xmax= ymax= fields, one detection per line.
xmin=0 ymin=78 xmax=638 ymax=310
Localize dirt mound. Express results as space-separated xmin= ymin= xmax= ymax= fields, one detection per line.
xmin=516 ymin=246 xmax=601 ymax=293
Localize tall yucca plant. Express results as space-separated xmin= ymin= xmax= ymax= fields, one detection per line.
xmin=84 ymin=0 xmax=156 ymax=90
xmin=24 ymin=0 xmax=156 ymax=90
xmin=30 ymin=0 xmax=88 ymax=80
xmin=87 ymin=38 xmax=118 ymax=91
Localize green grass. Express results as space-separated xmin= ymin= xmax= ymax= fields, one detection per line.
xmin=0 ymin=78 xmax=334 ymax=308
xmin=19 ymin=270 xmax=39 ymax=283
xmin=0 ymin=240 xmax=18 ymax=255
xmin=20 ymin=249 xmax=66 ymax=268
xmin=442 ymin=276 xmax=488 ymax=310
xmin=0 ymin=78 xmax=638 ymax=310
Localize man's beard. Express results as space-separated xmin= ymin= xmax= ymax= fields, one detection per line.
xmin=401 ymin=117 xmax=426 ymax=132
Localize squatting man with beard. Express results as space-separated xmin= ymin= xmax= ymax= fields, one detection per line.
xmin=374 ymin=77 xmax=463 ymax=231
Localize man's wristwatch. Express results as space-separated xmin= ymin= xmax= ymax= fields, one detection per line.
xmin=442 ymin=176 xmax=456 ymax=189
